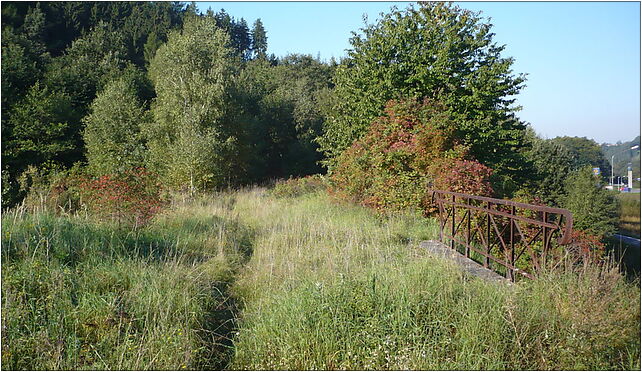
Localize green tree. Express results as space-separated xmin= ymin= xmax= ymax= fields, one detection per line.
xmin=1 ymin=12 xmax=49 ymax=110
xmin=43 ymin=21 xmax=127 ymax=110
xmin=319 ymin=3 xmax=527 ymax=190
xmin=4 ymin=83 xmax=81 ymax=171
xmin=251 ymin=18 xmax=267 ymax=59
xmin=83 ymin=78 xmax=148 ymax=175
xmin=563 ymin=166 xmax=618 ymax=239
xmin=143 ymin=31 xmax=163 ymax=67
xmin=235 ymin=54 xmax=334 ymax=180
xmin=551 ymin=136 xmax=610 ymax=176
xmin=146 ymin=16 xmax=239 ymax=191
xmin=525 ymin=135 xmax=574 ymax=207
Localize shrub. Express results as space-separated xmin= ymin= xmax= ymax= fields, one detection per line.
xmin=430 ymin=158 xmax=494 ymax=196
xmin=270 ymin=175 xmax=327 ymax=198
xmin=566 ymin=229 xmax=607 ymax=263
xmin=331 ymin=98 xmax=491 ymax=213
xmin=79 ymin=168 xmax=165 ymax=227
xmin=563 ymin=166 xmax=618 ymax=240
xmin=15 ymin=164 xmax=86 ymax=214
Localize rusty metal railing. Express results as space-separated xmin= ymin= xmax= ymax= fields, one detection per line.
xmin=429 ymin=190 xmax=573 ymax=281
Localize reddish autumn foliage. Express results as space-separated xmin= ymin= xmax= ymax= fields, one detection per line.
xmin=430 ymin=158 xmax=494 ymax=196
xmin=330 ymin=98 xmax=493 ymax=213
xmin=567 ymin=229 xmax=606 ymax=262
xmin=80 ymin=168 xmax=165 ymax=227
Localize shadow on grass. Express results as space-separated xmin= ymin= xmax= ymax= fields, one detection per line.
xmin=193 ymin=218 xmax=256 ymax=370
xmin=1 ymin=208 xmax=257 ymax=370
xmin=607 ymin=237 xmax=640 ymax=281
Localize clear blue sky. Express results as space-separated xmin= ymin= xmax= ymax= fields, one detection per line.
xmin=197 ymin=1 xmax=640 ymax=145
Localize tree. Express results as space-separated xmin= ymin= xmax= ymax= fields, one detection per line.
xmin=83 ymin=78 xmax=148 ymax=175
xmin=146 ymin=16 xmax=239 ymax=191
xmin=208 ymin=9 xmax=251 ymax=59
xmin=234 ymin=54 xmax=334 ymax=181
xmin=4 ymin=83 xmax=81 ymax=171
xmin=330 ymin=98 xmax=489 ymax=213
xmin=563 ymin=166 xmax=618 ymax=240
xmin=233 ymin=18 xmax=251 ymax=60
xmin=1 ymin=9 xmax=49 ymax=110
xmin=319 ymin=3 xmax=527 ymax=191
xmin=251 ymin=18 xmax=267 ymax=59
xmin=43 ymin=21 xmax=127 ymax=111
xmin=551 ymin=136 xmax=610 ymax=177
xmin=524 ymin=135 xmax=575 ymax=207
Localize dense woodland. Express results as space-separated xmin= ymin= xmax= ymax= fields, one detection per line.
xmin=1 ymin=1 xmax=632 ymax=243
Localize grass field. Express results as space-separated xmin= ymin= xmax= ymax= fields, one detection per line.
xmin=2 ymin=187 xmax=640 ymax=370
xmin=616 ymin=192 xmax=641 ymax=238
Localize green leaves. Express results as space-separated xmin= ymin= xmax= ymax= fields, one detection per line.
xmin=146 ymin=16 xmax=239 ymax=191
xmin=563 ymin=167 xmax=618 ymax=239
xmin=5 ymin=83 xmax=81 ymax=168
xmin=319 ymin=2 xmax=527 ymax=186
xmin=83 ymin=78 xmax=148 ymax=176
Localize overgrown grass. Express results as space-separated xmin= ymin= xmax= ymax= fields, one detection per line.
xmin=228 ymin=188 xmax=640 ymax=370
xmin=616 ymin=192 xmax=640 ymax=238
xmin=1 ymin=194 xmax=252 ymax=370
xmin=3 ymin=186 xmax=640 ymax=370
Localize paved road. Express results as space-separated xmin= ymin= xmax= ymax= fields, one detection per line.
xmin=613 ymin=234 xmax=641 ymax=246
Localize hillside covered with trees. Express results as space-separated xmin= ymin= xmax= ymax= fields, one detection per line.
xmin=2 ymin=1 xmax=333 ymax=204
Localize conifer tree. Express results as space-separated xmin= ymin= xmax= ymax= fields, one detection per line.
xmin=251 ymin=18 xmax=267 ymax=59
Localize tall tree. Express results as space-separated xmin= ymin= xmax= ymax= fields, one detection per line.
xmin=563 ymin=166 xmax=618 ymax=239
xmin=525 ymin=135 xmax=574 ymax=206
xmin=43 ymin=21 xmax=127 ymax=111
xmin=319 ymin=2 xmax=527 ymax=193
xmin=551 ymin=136 xmax=610 ymax=177
xmin=83 ymin=78 xmax=148 ymax=175
xmin=235 ymin=54 xmax=333 ymax=180
xmin=251 ymin=18 xmax=267 ymax=59
xmin=4 ymin=83 xmax=81 ymax=172
xmin=146 ymin=16 xmax=239 ymax=191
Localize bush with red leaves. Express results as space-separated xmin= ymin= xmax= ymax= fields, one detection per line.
xmin=331 ymin=98 xmax=493 ymax=214
xmin=567 ymin=229 xmax=606 ymax=263
xmin=430 ymin=158 xmax=494 ymax=196
xmin=80 ymin=168 xmax=165 ymax=227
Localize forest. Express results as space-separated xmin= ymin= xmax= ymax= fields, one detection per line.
xmin=1 ymin=2 xmax=639 ymax=370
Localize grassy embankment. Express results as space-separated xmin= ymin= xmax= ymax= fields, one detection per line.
xmin=616 ymin=192 xmax=641 ymax=238
xmin=2 ymin=186 xmax=640 ymax=370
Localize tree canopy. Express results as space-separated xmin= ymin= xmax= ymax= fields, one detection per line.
xmin=146 ymin=15 xmax=239 ymax=191
xmin=318 ymin=2 xmax=528 ymax=191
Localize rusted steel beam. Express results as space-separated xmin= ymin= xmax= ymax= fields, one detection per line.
xmin=433 ymin=197 xmax=561 ymax=230
xmin=431 ymin=191 xmax=573 ymax=245
xmin=428 ymin=189 xmax=574 ymax=282
xmin=431 ymin=189 xmax=572 ymax=215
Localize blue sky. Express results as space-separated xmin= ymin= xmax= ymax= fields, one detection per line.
xmin=197 ymin=1 xmax=640 ymax=144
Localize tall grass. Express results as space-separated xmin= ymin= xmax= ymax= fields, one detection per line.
xmin=228 ymin=188 xmax=640 ymax=370
xmin=616 ymin=193 xmax=641 ymax=238
xmin=1 ymin=193 xmax=251 ymax=370
xmin=3 ymin=186 xmax=640 ymax=370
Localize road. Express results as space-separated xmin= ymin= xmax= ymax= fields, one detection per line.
xmin=613 ymin=234 xmax=641 ymax=246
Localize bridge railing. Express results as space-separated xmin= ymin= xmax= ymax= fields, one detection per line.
xmin=428 ymin=190 xmax=573 ymax=281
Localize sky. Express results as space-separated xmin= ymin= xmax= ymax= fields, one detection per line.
xmin=197 ymin=1 xmax=641 ymax=145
